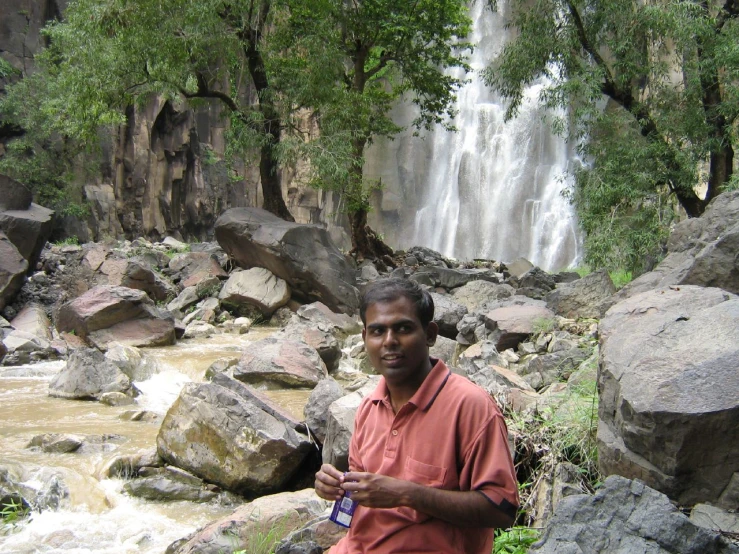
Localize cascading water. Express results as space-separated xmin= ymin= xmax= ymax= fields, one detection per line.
xmin=365 ymin=0 xmax=582 ymax=271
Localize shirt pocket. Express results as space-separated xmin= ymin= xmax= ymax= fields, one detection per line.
xmin=404 ymin=457 xmax=448 ymax=488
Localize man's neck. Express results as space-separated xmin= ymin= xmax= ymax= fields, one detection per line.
xmin=386 ymin=360 xmax=434 ymax=413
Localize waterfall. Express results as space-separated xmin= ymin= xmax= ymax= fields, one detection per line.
xmin=365 ymin=0 xmax=582 ymax=271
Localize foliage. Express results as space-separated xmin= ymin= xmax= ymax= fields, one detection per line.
xmin=53 ymin=236 xmax=80 ymax=247
xmin=571 ymin=265 xmax=633 ymax=290
xmin=272 ymin=0 xmax=473 ymax=254
xmin=504 ymin=364 xmax=600 ymax=526
xmin=230 ymin=515 xmax=290 ymax=554
xmin=484 ymin=0 xmax=739 ymax=274
xmin=493 ymin=526 xmax=540 ymax=553
xmin=0 ymin=58 xmax=19 ymax=79
xmin=1 ymin=498 xmax=30 ymax=534
xmin=531 ymin=317 xmax=557 ymax=335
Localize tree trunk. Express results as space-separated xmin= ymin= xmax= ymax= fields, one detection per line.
xmin=242 ymin=7 xmax=294 ymax=222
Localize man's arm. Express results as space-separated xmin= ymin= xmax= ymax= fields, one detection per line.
xmin=341 ymin=471 xmax=515 ymax=529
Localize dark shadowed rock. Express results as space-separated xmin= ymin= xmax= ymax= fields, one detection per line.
xmin=215 ymin=208 xmax=359 ymax=314
xmin=0 ymin=175 xmax=32 ymax=211
xmin=412 ymin=267 xmax=499 ymax=289
xmin=234 ymin=337 xmax=328 ymax=388
xmin=0 ymin=203 xmax=54 ymax=271
xmin=0 ymin=231 xmax=27 ymax=310
xmin=157 ymin=380 xmax=311 ymax=495
xmin=49 ymin=348 xmax=131 ymax=400
xmin=56 ymin=285 xmax=175 ymax=349
xmin=530 ymin=475 xmax=739 ymax=554
xmin=546 ymin=269 xmax=616 ymax=319
xmin=123 ymin=466 xmax=219 ymax=503
xmin=598 ymin=286 xmax=739 ymax=508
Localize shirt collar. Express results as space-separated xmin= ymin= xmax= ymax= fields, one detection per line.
xmin=369 ymin=358 xmax=451 ymax=412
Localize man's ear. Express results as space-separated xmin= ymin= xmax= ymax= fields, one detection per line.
xmin=425 ymin=321 xmax=438 ymax=346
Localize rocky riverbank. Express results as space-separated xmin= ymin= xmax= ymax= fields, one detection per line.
xmin=1 ymin=193 xmax=738 ymax=553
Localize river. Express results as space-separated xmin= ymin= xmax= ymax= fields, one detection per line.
xmin=0 ymin=329 xmax=314 ymax=554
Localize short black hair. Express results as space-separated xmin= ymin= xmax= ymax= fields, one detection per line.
xmin=360 ymin=278 xmax=435 ymax=328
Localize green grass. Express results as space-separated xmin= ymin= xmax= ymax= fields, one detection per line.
xmin=53 ymin=236 xmax=80 ymax=247
xmin=230 ymin=515 xmax=291 ymax=554
xmin=570 ymin=265 xmax=633 ymax=290
xmin=494 ymin=526 xmax=540 ymax=553
xmin=1 ymin=498 xmax=30 ymax=534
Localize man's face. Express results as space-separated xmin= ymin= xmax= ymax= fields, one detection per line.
xmin=361 ymin=296 xmax=438 ymax=388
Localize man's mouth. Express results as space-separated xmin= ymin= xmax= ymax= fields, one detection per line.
xmin=381 ymin=353 xmax=403 ymax=361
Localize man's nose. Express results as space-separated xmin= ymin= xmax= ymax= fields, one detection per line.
xmin=382 ymin=329 xmax=399 ymax=346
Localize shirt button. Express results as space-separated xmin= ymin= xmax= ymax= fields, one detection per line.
xmin=392 ymin=430 xmax=398 ymax=436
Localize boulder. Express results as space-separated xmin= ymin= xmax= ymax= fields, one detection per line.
xmin=218 ymin=267 xmax=290 ymax=317
xmin=26 ymin=433 xmax=125 ymax=454
xmin=234 ymin=337 xmax=328 ymax=388
xmin=521 ymin=347 xmax=592 ymax=391
xmin=482 ymin=298 xmax=556 ymax=351
xmin=0 ymin=175 xmax=32 ymax=211
xmin=56 ymin=285 xmax=175 ymax=349
xmin=214 ymin=208 xmax=359 ymax=314
xmin=518 ymin=267 xmax=557 ymax=293
xmin=0 ymin=203 xmax=55 ymax=271
xmin=546 ymin=269 xmax=616 ymax=319
xmin=49 ymin=348 xmax=132 ymax=400
xmin=99 ymin=448 xmax=164 ymax=479
xmin=98 ymin=258 xmax=176 ymax=302
xmin=0 ymin=231 xmax=27 ymax=310
xmin=2 ymin=329 xmax=54 ymax=365
xmin=529 ymin=475 xmax=739 ymax=554
xmin=167 ymin=286 xmax=200 ymax=313
xmin=618 ymin=190 xmax=739 ymax=298
xmin=304 ymin=378 xmax=345 ymax=444
xmin=104 ymin=343 xmax=150 ymax=381
xmin=457 ymin=342 xmax=535 ymax=395
xmin=451 ymin=280 xmax=515 ymax=313
xmin=123 ymin=466 xmax=220 ymax=503
xmin=429 ymin=335 xmax=458 ymax=366
xmin=167 ymin=489 xmax=328 ymax=554
xmin=9 ymin=304 xmax=52 ymax=340
xmin=323 ymin=378 xmax=379 ymax=471
xmin=598 ymin=286 xmax=739 ymax=508
xmin=429 ymin=292 xmax=468 ymax=338
xmin=505 ymin=258 xmax=534 ymax=278
xmin=157 ymin=379 xmax=311 ymax=495
xmin=168 ymin=252 xmax=228 ymax=288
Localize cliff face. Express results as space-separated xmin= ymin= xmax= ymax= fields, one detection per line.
xmin=0 ymin=0 xmax=340 ymax=245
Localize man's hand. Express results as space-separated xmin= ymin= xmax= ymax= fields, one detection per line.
xmin=342 ymin=470 xmax=514 ymax=529
xmin=315 ymin=464 xmax=346 ymax=501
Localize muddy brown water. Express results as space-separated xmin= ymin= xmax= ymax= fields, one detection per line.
xmin=0 ymin=329 xmax=316 ymax=554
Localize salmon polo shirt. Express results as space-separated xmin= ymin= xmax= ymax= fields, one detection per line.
xmin=330 ymin=358 xmax=519 ymax=554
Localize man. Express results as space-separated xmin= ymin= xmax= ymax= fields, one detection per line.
xmin=315 ymin=278 xmax=518 ymax=553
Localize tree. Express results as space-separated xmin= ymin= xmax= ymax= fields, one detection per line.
xmin=0 ymin=0 xmax=295 ymax=221
xmin=279 ymin=0 xmax=472 ymax=259
xmin=483 ymin=0 xmax=739 ymax=271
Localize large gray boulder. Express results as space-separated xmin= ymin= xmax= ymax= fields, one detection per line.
xmin=98 ymin=258 xmax=176 ymax=302
xmin=157 ymin=378 xmax=311 ymax=496
xmin=322 ymin=378 xmax=379 ymax=471
xmin=481 ymin=298 xmax=556 ymax=351
xmin=411 ymin=267 xmax=499 ymax=289
xmin=218 ymin=267 xmax=290 ymax=317
xmin=214 ymin=208 xmax=359 ymax=314
xmin=530 ymin=476 xmax=738 ymax=554
xmin=233 ymin=337 xmax=328 ymax=388
xmin=123 ymin=466 xmax=220 ymax=503
xmin=56 ymin=285 xmax=176 ymax=349
xmin=49 ymin=348 xmax=132 ymax=400
xmin=9 ymin=304 xmax=52 ymax=341
xmin=451 ymin=280 xmax=515 ymax=313
xmin=304 ymin=378 xmax=345 ymax=444
xmin=618 ymin=190 xmax=739 ymax=298
xmin=0 ymin=203 xmax=54 ymax=271
xmin=168 ymin=489 xmax=328 ymax=554
xmin=278 ymin=302 xmax=361 ymax=371
xmin=429 ymin=292 xmax=468 ymax=338
xmin=598 ymin=286 xmax=739 ymax=508
xmin=546 ymin=269 xmax=616 ymax=319
xmin=0 ymin=231 xmax=27 ymax=310
xmin=168 ymin=252 xmax=228 ymax=288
